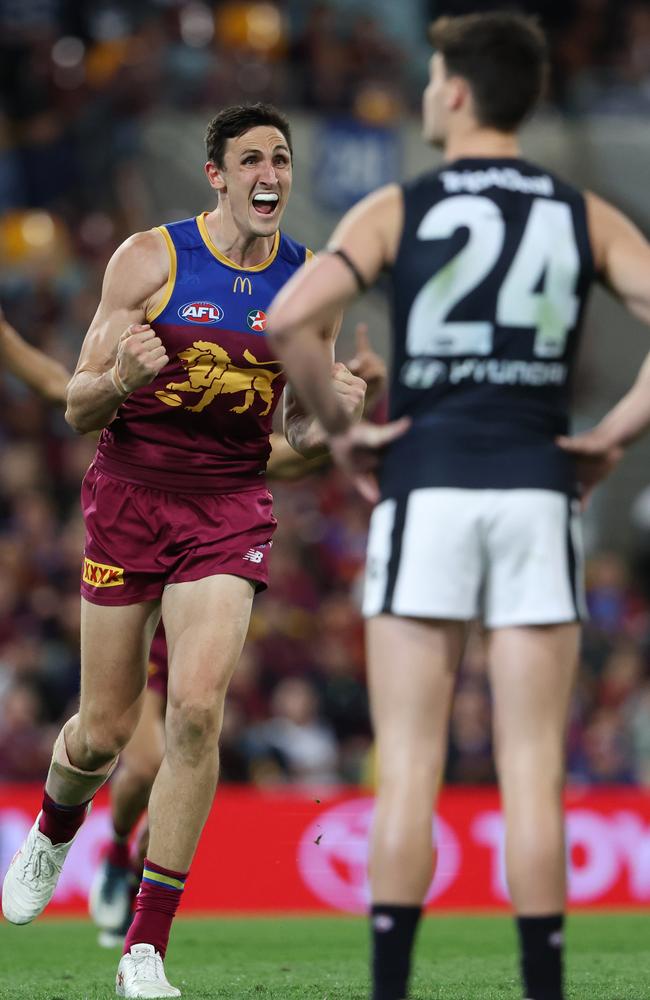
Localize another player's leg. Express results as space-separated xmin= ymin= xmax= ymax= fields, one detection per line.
xmin=367 ymin=614 xmax=465 ymax=1000
xmin=116 ymin=574 xmax=254 ymax=999
xmin=488 ymin=624 xmax=580 ymax=1000
xmin=2 ymin=599 xmax=157 ymax=925
xmin=91 ymin=685 xmax=166 ymax=939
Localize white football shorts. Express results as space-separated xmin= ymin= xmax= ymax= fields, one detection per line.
xmin=362 ymin=488 xmax=586 ymax=628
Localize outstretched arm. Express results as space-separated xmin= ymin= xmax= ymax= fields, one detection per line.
xmin=0 ymin=306 xmax=70 ymax=404
xmin=65 ymin=230 xmax=170 ymax=433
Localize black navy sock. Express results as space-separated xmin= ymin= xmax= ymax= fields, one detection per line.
xmin=516 ymin=914 xmax=565 ymax=1000
xmin=371 ymin=903 xmax=422 ymax=1000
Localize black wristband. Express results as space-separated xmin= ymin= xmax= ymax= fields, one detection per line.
xmin=329 ymin=248 xmax=368 ymax=292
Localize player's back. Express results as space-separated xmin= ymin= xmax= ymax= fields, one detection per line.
xmin=383 ymin=157 xmax=594 ymax=498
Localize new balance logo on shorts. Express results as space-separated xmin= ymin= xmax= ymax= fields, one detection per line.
xmin=243 ymin=548 xmax=264 ymax=564
xmin=82 ymin=557 xmax=124 ymax=587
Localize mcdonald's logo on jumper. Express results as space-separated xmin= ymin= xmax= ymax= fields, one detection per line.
xmin=233 ymin=276 xmax=252 ymax=295
xmin=82 ymin=557 xmax=125 ymax=588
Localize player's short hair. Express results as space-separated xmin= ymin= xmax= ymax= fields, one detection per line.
xmin=429 ymin=11 xmax=547 ymax=132
xmin=205 ymin=103 xmax=293 ymax=167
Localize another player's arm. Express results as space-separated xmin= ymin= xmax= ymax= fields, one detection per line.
xmin=346 ymin=321 xmax=388 ymax=416
xmin=282 ymin=312 xmax=342 ymax=457
xmin=269 ymin=185 xmax=401 ymax=437
xmin=65 ymin=231 xmax=169 ymax=433
xmin=266 ymin=431 xmax=328 ymax=480
xmin=282 ymin=311 xmax=375 ymax=458
xmin=271 ymin=325 xmax=388 ymax=478
xmin=0 ymin=306 xmax=70 ymax=404
xmin=558 ymin=195 xmax=650 ymax=467
xmin=268 ymin=186 xmax=408 ymax=501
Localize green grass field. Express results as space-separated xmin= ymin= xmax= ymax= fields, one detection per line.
xmin=0 ymin=913 xmax=648 ymax=999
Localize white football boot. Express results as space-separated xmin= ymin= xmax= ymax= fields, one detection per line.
xmin=116 ymin=944 xmax=181 ymax=998
xmin=2 ymin=811 xmax=82 ymax=924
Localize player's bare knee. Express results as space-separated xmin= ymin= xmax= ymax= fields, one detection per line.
xmin=140 ymin=752 xmax=164 ymax=785
xmin=378 ymin=753 xmax=441 ymax=797
xmin=497 ymin=757 xmax=565 ymax=802
xmin=138 ymin=747 xmax=165 ymax=786
xmin=123 ymin=756 xmax=160 ymax=791
xmin=79 ymin=720 xmax=135 ymax=768
xmin=166 ymin=699 xmax=221 ymax=764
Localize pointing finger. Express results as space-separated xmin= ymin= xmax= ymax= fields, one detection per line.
xmin=354 ymin=322 xmax=370 ymax=355
xmin=556 ymin=435 xmax=584 ymax=453
xmin=354 ymin=472 xmax=380 ymax=504
xmin=373 ymin=417 xmax=411 ymax=446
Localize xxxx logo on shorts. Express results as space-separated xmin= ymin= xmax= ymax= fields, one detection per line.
xmin=247 ymin=309 xmax=268 ymax=332
xmin=82 ymin=557 xmax=124 ymax=588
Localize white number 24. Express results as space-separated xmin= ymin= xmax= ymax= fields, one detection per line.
xmin=406 ymin=195 xmax=580 ymax=360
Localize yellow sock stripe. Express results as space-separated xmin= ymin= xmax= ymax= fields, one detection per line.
xmin=142 ymin=868 xmax=185 ymax=891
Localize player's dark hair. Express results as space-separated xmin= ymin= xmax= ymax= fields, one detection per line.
xmin=205 ymin=103 xmax=293 ymax=167
xmin=429 ymin=11 xmax=547 ymax=131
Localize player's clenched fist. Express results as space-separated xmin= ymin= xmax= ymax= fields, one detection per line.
xmin=331 ymin=361 xmax=366 ymax=424
xmin=111 ymin=323 xmax=169 ymax=396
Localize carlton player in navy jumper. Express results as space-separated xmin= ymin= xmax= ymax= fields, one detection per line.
xmin=267 ymin=14 xmax=650 ymax=1000
xmin=1 ymin=104 xmax=369 ymax=998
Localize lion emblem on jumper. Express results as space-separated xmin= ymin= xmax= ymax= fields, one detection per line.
xmin=155 ymin=341 xmax=282 ymax=415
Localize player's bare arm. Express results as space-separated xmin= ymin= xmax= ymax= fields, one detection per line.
xmin=271 ymin=323 xmax=387 ymax=478
xmin=269 ymin=185 xmax=401 ymax=436
xmin=0 ymin=305 xmax=70 ymax=404
xmin=282 ymin=315 xmax=376 ymax=456
xmin=65 ymin=230 xmax=170 ymax=433
xmin=282 ymin=311 xmax=340 ymax=456
xmin=269 ymin=186 xmax=408 ymax=501
xmin=558 ymin=194 xmax=650 ymax=485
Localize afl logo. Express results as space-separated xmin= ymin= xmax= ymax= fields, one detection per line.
xmin=247 ymin=309 xmax=268 ymax=332
xmin=178 ymin=301 xmax=224 ymax=324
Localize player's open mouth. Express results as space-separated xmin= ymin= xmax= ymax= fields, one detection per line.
xmin=252 ymin=192 xmax=279 ymax=217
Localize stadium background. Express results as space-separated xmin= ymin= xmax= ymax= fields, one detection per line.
xmin=1 ymin=0 xmax=650 ymax=917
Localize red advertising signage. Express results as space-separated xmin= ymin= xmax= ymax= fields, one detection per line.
xmin=1 ymin=786 xmax=649 ymax=914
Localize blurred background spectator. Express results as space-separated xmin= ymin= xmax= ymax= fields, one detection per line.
xmin=1 ymin=0 xmax=650 ymax=788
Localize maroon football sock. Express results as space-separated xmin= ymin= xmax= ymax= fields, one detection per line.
xmin=123 ymin=858 xmax=187 ymax=959
xmin=38 ymin=791 xmax=90 ymax=846
xmin=106 ymin=834 xmax=130 ymax=869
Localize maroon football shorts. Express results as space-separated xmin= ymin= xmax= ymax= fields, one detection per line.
xmin=146 ymin=622 xmax=168 ymax=700
xmin=80 ymin=463 xmax=276 ymax=606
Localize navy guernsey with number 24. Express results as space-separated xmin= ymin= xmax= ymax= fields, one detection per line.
xmin=381 ymin=158 xmax=595 ymax=498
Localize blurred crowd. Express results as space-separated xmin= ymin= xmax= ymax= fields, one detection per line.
xmin=0 ymin=349 xmax=650 ymax=789
xmin=436 ymin=0 xmax=650 ymax=113
xmin=2 ymin=0 xmax=650 ymax=221
xmin=1 ymin=0 xmax=650 ymax=791
xmin=2 ymin=0 xmax=650 ymax=223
